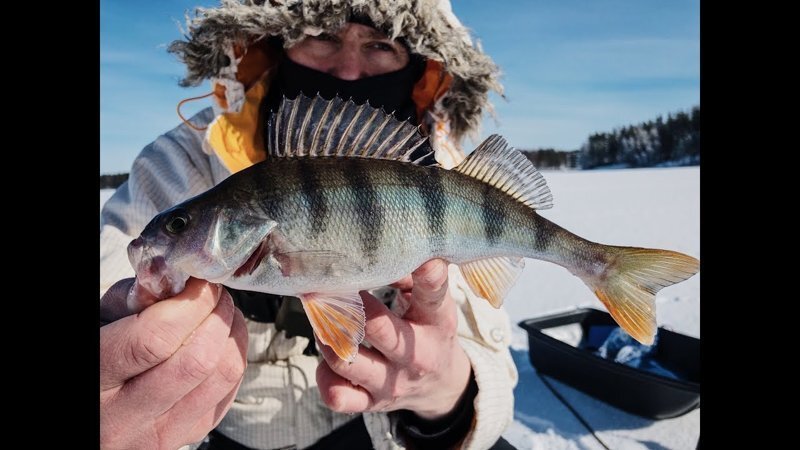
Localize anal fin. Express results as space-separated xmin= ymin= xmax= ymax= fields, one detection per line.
xmin=299 ymin=292 xmax=365 ymax=362
xmin=459 ymin=256 xmax=525 ymax=308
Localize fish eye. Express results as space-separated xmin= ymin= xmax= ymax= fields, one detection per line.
xmin=165 ymin=210 xmax=190 ymax=234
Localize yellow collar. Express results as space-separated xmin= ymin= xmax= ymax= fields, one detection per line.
xmin=206 ymin=77 xmax=269 ymax=173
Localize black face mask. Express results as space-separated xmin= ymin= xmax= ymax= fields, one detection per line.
xmin=264 ymin=54 xmax=427 ymax=124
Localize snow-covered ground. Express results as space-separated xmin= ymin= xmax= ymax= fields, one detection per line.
xmin=100 ymin=189 xmax=115 ymax=208
xmin=100 ymin=166 xmax=700 ymax=449
xmin=504 ymin=166 xmax=699 ymax=338
xmin=501 ymin=166 xmax=699 ymax=450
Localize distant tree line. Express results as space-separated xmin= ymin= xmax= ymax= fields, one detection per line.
xmin=578 ymin=106 xmax=700 ymax=169
xmin=518 ymin=148 xmax=580 ymax=170
xmin=99 ymin=106 xmax=700 ymax=187
xmin=100 ymin=173 xmax=128 ymax=189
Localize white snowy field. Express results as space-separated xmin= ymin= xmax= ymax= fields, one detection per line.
xmin=504 ymin=166 xmax=700 ymax=338
xmin=100 ymin=166 xmax=700 ymax=449
xmin=500 ymin=166 xmax=700 ymax=450
xmin=100 ymin=189 xmax=115 ymax=211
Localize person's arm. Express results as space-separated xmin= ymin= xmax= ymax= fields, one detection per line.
xmin=445 ymin=265 xmax=518 ymax=449
xmin=315 ymin=260 xmax=517 ymax=449
xmin=100 ymin=109 xmax=251 ymax=449
xmin=393 ymin=366 xmax=479 ymax=449
xmin=100 ymin=277 xmax=248 ymax=449
xmin=391 ymin=265 xmax=517 ymax=450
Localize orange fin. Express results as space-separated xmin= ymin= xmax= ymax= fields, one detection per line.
xmin=299 ymin=292 xmax=365 ymax=362
xmin=586 ymin=247 xmax=699 ymax=345
xmin=459 ymin=256 xmax=525 ymax=308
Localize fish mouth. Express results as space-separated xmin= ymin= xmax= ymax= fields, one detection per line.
xmin=127 ymin=238 xmax=189 ymax=300
xmin=137 ymin=255 xmax=189 ymax=299
xmin=233 ymin=235 xmax=271 ymax=278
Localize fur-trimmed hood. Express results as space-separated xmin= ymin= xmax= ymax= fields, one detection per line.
xmin=168 ymin=0 xmax=502 ymax=142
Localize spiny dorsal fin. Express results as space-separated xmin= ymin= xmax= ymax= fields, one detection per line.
xmin=455 ymin=135 xmax=554 ymax=210
xmin=266 ymin=94 xmax=436 ymax=164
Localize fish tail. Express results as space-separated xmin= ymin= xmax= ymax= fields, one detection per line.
xmin=583 ymin=246 xmax=699 ymax=345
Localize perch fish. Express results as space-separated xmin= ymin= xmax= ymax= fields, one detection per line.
xmin=127 ymin=95 xmax=700 ymax=361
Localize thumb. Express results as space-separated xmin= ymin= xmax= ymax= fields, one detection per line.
xmin=100 ymin=277 xmax=161 ymax=324
xmin=100 ymin=278 xmax=138 ymax=324
xmin=405 ymin=259 xmax=451 ymax=325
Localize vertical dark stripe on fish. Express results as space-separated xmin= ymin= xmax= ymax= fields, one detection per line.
xmin=260 ymin=162 xmax=286 ymax=221
xmin=298 ymin=158 xmax=328 ymax=238
xmin=343 ymin=159 xmax=382 ymax=262
xmin=482 ymin=183 xmax=505 ymax=245
xmin=532 ymin=213 xmax=553 ymax=252
xmin=415 ymin=166 xmax=446 ymax=253
xmin=263 ymin=190 xmax=284 ymax=224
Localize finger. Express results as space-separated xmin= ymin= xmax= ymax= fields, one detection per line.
xmin=390 ymin=274 xmax=413 ymax=292
xmin=184 ymin=381 xmax=242 ymax=445
xmin=360 ymin=291 xmax=414 ymax=363
xmin=160 ymin=307 xmax=248 ymax=448
xmin=317 ymin=338 xmax=389 ymax=392
xmin=405 ymin=259 xmax=451 ymax=325
xmin=316 ymin=360 xmax=374 ymax=413
xmin=126 ymin=277 xmax=162 ymax=313
xmin=100 ymin=278 xmax=137 ymax=323
xmin=110 ymin=287 xmax=235 ymax=420
xmin=100 ymin=278 xmax=222 ymax=389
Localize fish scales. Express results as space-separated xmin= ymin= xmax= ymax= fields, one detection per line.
xmin=229 ymin=156 xmax=569 ymax=287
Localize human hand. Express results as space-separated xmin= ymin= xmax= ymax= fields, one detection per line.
xmin=100 ymin=277 xmax=248 ymax=449
xmin=316 ymin=259 xmax=472 ymax=420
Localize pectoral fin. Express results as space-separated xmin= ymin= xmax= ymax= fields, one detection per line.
xmin=266 ymin=230 xmax=363 ymax=278
xmin=233 ymin=237 xmax=270 ymax=278
xmin=299 ymin=292 xmax=365 ymax=362
xmin=275 ymin=250 xmax=363 ymax=278
xmin=459 ymin=256 xmax=525 ymax=308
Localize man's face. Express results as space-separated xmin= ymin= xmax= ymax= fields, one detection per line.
xmin=286 ymin=23 xmax=411 ymax=80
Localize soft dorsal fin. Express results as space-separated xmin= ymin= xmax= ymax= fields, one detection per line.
xmin=266 ymin=94 xmax=436 ymax=165
xmin=455 ymin=135 xmax=554 ymax=210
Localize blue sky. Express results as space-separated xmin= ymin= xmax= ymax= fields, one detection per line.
xmin=100 ymin=0 xmax=699 ymax=174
